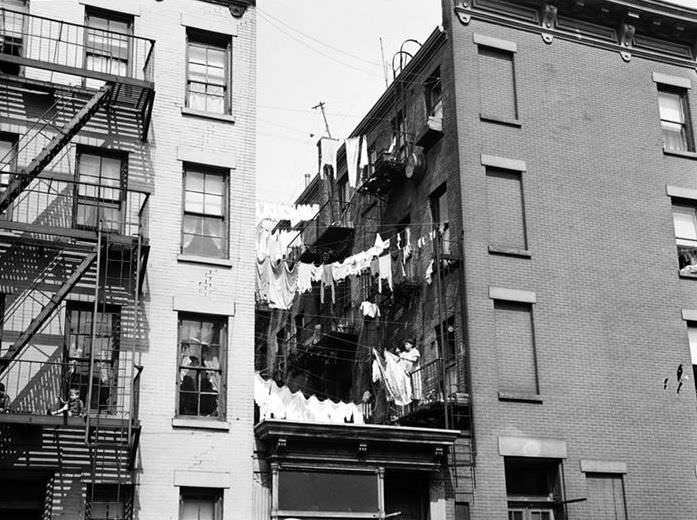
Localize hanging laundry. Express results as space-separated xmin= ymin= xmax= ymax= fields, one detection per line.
xmin=256 ymin=201 xmax=319 ymax=227
xmin=425 ymin=260 xmax=434 ymax=285
xmin=378 ymin=254 xmax=392 ymax=293
xmin=319 ymin=138 xmax=340 ymax=179
xmin=360 ymin=301 xmax=381 ymax=318
xmin=296 ymin=262 xmax=315 ymax=294
xmin=372 ymin=349 xmax=411 ymax=407
xmin=269 ymin=261 xmax=298 ymax=310
xmin=320 ymin=264 xmax=335 ymax=304
xmin=311 ymin=263 xmax=323 ymax=282
xmin=374 ymin=233 xmax=390 ymax=255
xmin=256 ymin=257 xmax=272 ymax=303
xmin=345 ymin=136 xmax=360 ymax=188
xmin=358 ymin=135 xmax=369 ymax=181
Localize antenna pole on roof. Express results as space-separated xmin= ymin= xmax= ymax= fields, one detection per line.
xmin=312 ymin=101 xmax=332 ymax=139
xmin=379 ymin=37 xmax=389 ymax=88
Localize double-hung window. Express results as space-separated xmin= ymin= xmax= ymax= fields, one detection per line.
xmin=85 ymin=8 xmax=132 ymax=78
xmin=182 ymin=165 xmax=228 ymax=258
xmin=177 ymin=314 xmax=226 ymax=418
xmin=658 ymin=86 xmax=693 ymax=152
xmin=0 ymin=132 xmax=17 ymax=189
xmin=186 ymin=30 xmax=230 ymax=114
xmin=0 ymin=0 xmax=26 ymax=76
xmin=672 ymin=203 xmax=697 ymax=274
xmin=75 ymin=149 xmax=124 ymax=232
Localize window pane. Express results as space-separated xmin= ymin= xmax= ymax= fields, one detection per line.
xmin=673 ymin=206 xmax=697 ymax=240
xmin=662 ymin=122 xmax=687 ymax=151
xmin=203 ymin=216 xmax=224 ymax=238
xmin=80 ymin=154 xmax=101 ymax=177
xmin=689 ymin=327 xmax=697 ymax=365
xmin=204 ymin=194 xmax=223 ymax=216
xmin=183 ymin=214 xmax=202 ymax=234
xmin=185 ymin=191 xmax=204 ymax=213
xmin=188 ymin=44 xmax=207 ymax=64
xmin=207 ymin=47 xmax=226 ymax=68
xmin=659 ymin=91 xmax=684 ymax=123
xmin=207 ymin=95 xmax=224 ymax=114
xmin=189 ymin=91 xmax=207 ymax=111
xmin=189 ymin=62 xmax=208 ymax=83
xmin=205 ymin=173 xmax=224 ymax=195
xmin=186 ymin=171 xmax=205 ymax=192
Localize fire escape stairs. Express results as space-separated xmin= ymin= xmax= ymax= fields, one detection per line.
xmin=0 ymin=246 xmax=99 ymax=371
xmin=0 ymin=84 xmax=113 ymax=215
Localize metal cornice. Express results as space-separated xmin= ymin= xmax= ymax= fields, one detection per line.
xmin=454 ymin=4 xmax=697 ymax=68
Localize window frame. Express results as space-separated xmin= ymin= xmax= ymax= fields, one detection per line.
xmin=430 ymin=183 xmax=451 ymax=256
xmin=185 ymin=29 xmax=232 ymax=115
xmin=485 ymin=166 xmax=528 ymax=252
xmin=74 ymin=146 xmax=127 ymax=233
xmin=477 ymin=44 xmax=519 ymax=122
xmin=0 ymin=0 xmax=28 ymax=76
xmin=175 ymin=312 xmax=228 ymax=420
xmin=658 ymin=84 xmax=694 ymax=152
xmin=671 ymin=200 xmax=697 ymax=274
xmin=83 ymin=6 xmax=134 ymax=79
xmin=181 ymin=163 xmax=230 ymax=259
xmin=424 ymin=67 xmax=443 ymax=120
xmin=0 ymin=131 xmax=18 ymax=188
xmin=505 ymin=457 xmax=564 ymax=520
xmin=179 ymin=487 xmax=223 ymax=520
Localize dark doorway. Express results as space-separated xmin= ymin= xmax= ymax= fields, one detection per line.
xmin=384 ymin=470 xmax=429 ymax=520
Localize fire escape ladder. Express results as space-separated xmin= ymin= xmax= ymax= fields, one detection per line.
xmin=0 ymin=84 xmax=113 ymax=215
xmin=0 ymin=247 xmax=99 ymax=369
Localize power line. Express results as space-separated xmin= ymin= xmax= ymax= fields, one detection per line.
xmin=256 ymin=7 xmax=384 ymax=68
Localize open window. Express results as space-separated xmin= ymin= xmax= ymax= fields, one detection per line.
xmin=505 ymin=458 xmax=564 ymax=520
xmin=672 ymin=201 xmax=697 ymax=275
xmin=658 ymin=85 xmax=694 ymax=152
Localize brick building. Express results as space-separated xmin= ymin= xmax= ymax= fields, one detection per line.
xmin=254 ymin=0 xmax=697 ymax=519
xmin=0 ymin=0 xmax=255 ymax=519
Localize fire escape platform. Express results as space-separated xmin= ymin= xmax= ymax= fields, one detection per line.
xmin=0 ymin=412 xmax=132 ymax=429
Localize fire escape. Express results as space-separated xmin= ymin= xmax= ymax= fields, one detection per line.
xmin=0 ymin=6 xmax=153 ymax=517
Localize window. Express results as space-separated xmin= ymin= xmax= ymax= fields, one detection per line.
xmin=435 ymin=316 xmax=456 ymax=363
xmin=478 ymin=46 xmax=518 ymax=121
xmin=505 ymin=458 xmax=562 ymax=520
xmin=186 ymin=30 xmax=230 ymax=114
xmin=658 ymin=86 xmax=693 ymax=152
xmin=75 ymin=150 xmax=124 ymax=232
xmin=672 ymin=202 xmax=697 ymax=273
xmin=390 ymin=110 xmax=406 ymax=158
xmin=585 ymin=474 xmax=627 ymax=520
xmin=486 ymin=167 xmax=527 ymax=251
xmin=455 ymin=502 xmax=470 ymax=520
xmin=0 ymin=0 xmax=26 ymax=76
xmin=179 ymin=488 xmax=223 ymax=520
xmin=425 ymin=68 xmax=443 ymax=120
xmin=177 ymin=314 xmax=226 ymax=418
xmin=688 ymin=324 xmax=697 ymax=392
xmin=430 ymin=183 xmax=450 ymax=256
xmin=494 ymin=300 xmax=537 ymax=394
xmin=0 ymin=132 xmax=17 ymax=188
xmin=86 ymin=484 xmax=132 ymax=520
xmin=65 ymin=303 xmax=121 ymax=414
xmin=85 ymin=8 xmax=132 ymax=78
xmin=182 ymin=165 xmax=228 ymax=258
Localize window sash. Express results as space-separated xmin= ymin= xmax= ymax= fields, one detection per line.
xmin=673 ymin=205 xmax=697 ymax=240
xmin=659 ymin=88 xmax=692 ymax=151
xmin=186 ymin=39 xmax=229 ymax=114
xmin=177 ymin=315 xmax=227 ymax=418
xmin=0 ymin=137 xmax=16 ymax=187
xmin=85 ymin=12 xmax=132 ymax=77
xmin=182 ymin=168 xmax=228 ymax=258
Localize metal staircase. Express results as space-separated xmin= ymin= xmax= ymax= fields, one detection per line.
xmin=0 ymin=245 xmax=99 ymax=368
xmin=0 ymin=84 xmax=113 ymax=214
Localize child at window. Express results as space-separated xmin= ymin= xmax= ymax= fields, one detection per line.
xmin=49 ymin=387 xmax=85 ymax=417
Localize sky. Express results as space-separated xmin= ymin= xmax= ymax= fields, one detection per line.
xmin=256 ymin=0 xmax=697 ymax=205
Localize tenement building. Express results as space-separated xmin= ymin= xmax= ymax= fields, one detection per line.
xmin=254 ymin=0 xmax=697 ymax=519
xmin=0 ymin=0 xmax=256 ymax=519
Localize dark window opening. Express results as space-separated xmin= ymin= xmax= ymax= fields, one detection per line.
xmin=277 ymin=470 xmax=379 ymax=513
xmin=505 ymin=458 xmax=563 ymax=520
xmin=86 ymin=484 xmax=133 ymax=520
xmin=430 ymin=183 xmax=450 ymax=256
xmin=425 ymin=67 xmax=443 ymax=119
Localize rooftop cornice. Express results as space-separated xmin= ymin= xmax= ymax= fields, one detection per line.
xmin=455 ymin=0 xmax=697 ymax=66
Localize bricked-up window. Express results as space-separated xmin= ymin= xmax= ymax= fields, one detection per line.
xmin=672 ymin=202 xmax=697 ymax=274
xmin=177 ymin=314 xmax=226 ymax=418
xmin=186 ymin=30 xmax=230 ymax=114
xmin=0 ymin=132 xmax=17 ymax=188
xmin=506 ymin=458 xmax=562 ymax=520
xmin=688 ymin=324 xmax=697 ymax=392
xmin=85 ymin=8 xmax=133 ymax=78
xmin=430 ymin=183 xmax=450 ymax=255
xmin=182 ymin=165 xmax=228 ymax=258
xmin=494 ymin=300 xmax=538 ymax=394
xmin=0 ymin=0 xmax=27 ymax=76
xmin=75 ymin=150 xmax=125 ymax=232
xmin=658 ymin=86 xmax=693 ymax=152
xmin=486 ymin=167 xmax=527 ymax=251
xmin=179 ymin=487 xmax=223 ymax=520
xmin=425 ymin=67 xmax=443 ymax=119
xmin=585 ymin=474 xmax=627 ymax=520
xmin=478 ymin=46 xmax=518 ymax=121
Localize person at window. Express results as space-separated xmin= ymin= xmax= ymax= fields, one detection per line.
xmin=0 ymin=383 xmax=11 ymax=413
xmin=200 ymin=350 xmax=220 ymax=416
xmin=180 ymin=355 xmax=200 ymax=416
xmin=49 ymin=387 xmax=85 ymax=417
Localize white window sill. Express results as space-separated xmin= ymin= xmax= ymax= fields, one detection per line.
xmin=172 ymin=417 xmax=230 ymax=430
xmin=488 ymin=245 xmax=531 ymax=258
xmin=480 ymin=113 xmax=522 ymax=128
xmin=181 ymin=107 xmax=235 ymax=124
xmin=177 ymin=254 xmax=233 ymax=268
xmin=498 ymin=391 xmax=543 ymax=403
xmin=663 ymin=148 xmax=697 ymax=160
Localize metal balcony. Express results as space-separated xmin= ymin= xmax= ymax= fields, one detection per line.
xmin=297 ymin=200 xmax=355 ymax=262
xmin=358 ymin=150 xmax=407 ymax=197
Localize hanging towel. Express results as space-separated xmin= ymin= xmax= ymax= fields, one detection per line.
xmin=320 ymin=138 xmax=340 ymax=179
xmin=425 ymin=260 xmax=434 ymax=285
xmin=269 ymin=261 xmax=298 ymax=310
xmin=378 ymin=254 xmax=392 ymax=293
xmin=345 ymin=136 xmax=360 ymax=188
